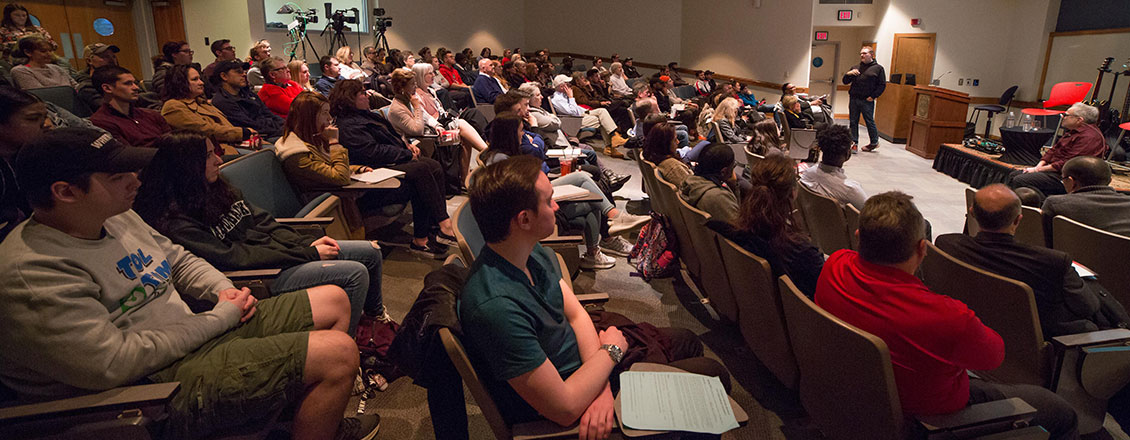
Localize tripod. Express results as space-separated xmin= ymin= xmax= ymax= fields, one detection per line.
xmin=321 ymin=20 xmax=350 ymax=56
xmin=286 ymin=19 xmax=319 ymax=61
xmin=372 ymin=26 xmax=390 ymax=53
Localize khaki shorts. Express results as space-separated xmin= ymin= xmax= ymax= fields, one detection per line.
xmin=149 ymin=290 xmax=314 ymax=439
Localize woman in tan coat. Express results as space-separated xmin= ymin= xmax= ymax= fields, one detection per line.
xmin=160 ymin=64 xmax=258 ymax=155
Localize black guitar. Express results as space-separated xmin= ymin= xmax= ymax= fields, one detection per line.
xmin=1120 ymin=58 xmax=1130 ymax=124
xmin=1098 ymin=68 xmax=1121 ymax=134
xmin=1085 ymin=57 xmax=1114 ymax=108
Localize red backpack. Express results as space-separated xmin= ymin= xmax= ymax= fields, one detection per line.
xmin=628 ymin=212 xmax=680 ymax=281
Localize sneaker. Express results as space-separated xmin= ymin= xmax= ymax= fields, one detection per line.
xmin=600 ymin=236 xmax=634 ymax=257
xmin=409 ymin=240 xmax=448 ymax=259
xmin=435 ymin=231 xmax=458 ymax=246
xmin=601 ymin=168 xmax=631 ymax=192
xmin=609 ymin=212 xmax=651 ymax=235
xmin=851 ymin=143 xmax=858 ymax=154
xmin=335 ymin=413 xmax=380 ymax=440
xmin=862 ymin=143 xmax=879 ymax=152
xmin=352 ymin=369 xmax=366 ymax=396
xmin=581 ymin=250 xmax=616 ymax=270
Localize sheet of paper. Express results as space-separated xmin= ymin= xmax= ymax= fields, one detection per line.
xmin=551 ymin=184 xmax=589 ymax=201
xmin=619 ymin=371 xmax=739 ymax=435
xmin=1072 ymin=261 xmax=1097 ymax=279
xmin=351 ymin=168 xmax=405 ymax=184
xmin=546 ymin=148 xmax=584 ymax=159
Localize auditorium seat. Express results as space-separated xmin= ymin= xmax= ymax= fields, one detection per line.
xmin=717 ymin=235 xmax=798 ymax=388
xmin=26 ymin=86 xmax=92 ymax=118
xmin=795 ymin=183 xmax=852 ymax=255
xmin=451 ymin=199 xmax=583 ymax=278
xmin=676 ymin=195 xmax=737 ymax=321
xmin=964 ymin=187 xmax=981 ymax=236
xmin=1052 ymin=215 xmax=1130 ymax=308
xmin=743 ymin=146 xmax=764 ymax=170
xmin=921 ymin=242 xmax=1130 ymax=434
xmin=1014 ymin=206 xmax=1046 ymax=248
xmin=844 ymin=203 xmax=860 ymax=251
xmin=653 ymin=170 xmax=701 ymax=278
xmin=778 ymin=274 xmax=1046 ymax=440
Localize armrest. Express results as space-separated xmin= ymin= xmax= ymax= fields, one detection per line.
xmin=277 ymin=217 xmax=334 ymax=225
xmin=916 ymin=397 xmax=1035 ymax=432
xmin=0 ymin=382 xmax=180 ymax=424
xmin=223 ymin=268 xmax=283 ymax=281
xmin=1052 ymin=328 xmax=1130 ymax=349
xmin=542 ymin=234 xmax=583 ymax=245
xmin=575 ymin=293 xmax=609 ymax=304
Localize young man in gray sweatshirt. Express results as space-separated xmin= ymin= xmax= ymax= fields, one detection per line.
xmin=0 ymin=128 xmax=379 ymax=440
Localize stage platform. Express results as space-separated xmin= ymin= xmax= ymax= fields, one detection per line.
xmin=932 ymin=143 xmax=1130 ymax=191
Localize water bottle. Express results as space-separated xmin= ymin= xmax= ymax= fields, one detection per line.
xmin=1005 ymin=111 xmax=1016 ymax=128
xmin=1021 ymin=114 xmax=1033 ymax=131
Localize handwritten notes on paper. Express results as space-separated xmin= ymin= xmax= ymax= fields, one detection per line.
xmin=619 ymin=371 xmax=739 ymax=434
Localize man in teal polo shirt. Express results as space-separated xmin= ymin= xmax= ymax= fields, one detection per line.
xmin=458 ymin=155 xmax=728 ymax=440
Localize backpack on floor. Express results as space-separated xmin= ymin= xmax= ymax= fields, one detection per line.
xmin=357 ymin=318 xmax=401 ymax=377
xmin=628 ymin=212 xmax=680 ymax=281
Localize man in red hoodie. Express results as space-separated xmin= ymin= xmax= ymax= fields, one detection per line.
xmin=257 ymin=56 xmax=303 ymax=119
xmin=815 ymin=191 xmax=1078 ymax=440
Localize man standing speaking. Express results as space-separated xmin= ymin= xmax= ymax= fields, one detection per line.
xmin=843 ymin=46 xmax=886 ymax=152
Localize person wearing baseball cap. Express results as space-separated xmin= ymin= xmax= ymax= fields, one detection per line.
xmin=549 ymin=74 xmax=629 ymax=159
xmin=74 ymin=43 xmax=120 ymax=111
xmin=211 ymin=58 xmax=284 ymax=140
xmin=0 ymin=126 xmax=381 ymax=439
xmin=622 ymin=57 xmax=641 ymax=79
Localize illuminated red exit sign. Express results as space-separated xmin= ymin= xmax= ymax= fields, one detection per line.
xmin=838 ymin=10 xmax=853 ymax=21
xmin=814 ymin=31 xmax=829 ymax=41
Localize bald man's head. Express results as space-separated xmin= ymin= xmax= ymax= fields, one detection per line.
xmin=1061 ymin=156 xmax=1112 ymax=190
xmin=971 ymin=184 xmax=1021 ymax=232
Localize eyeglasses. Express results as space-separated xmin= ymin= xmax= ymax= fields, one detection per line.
xmin=271 ymin=66 xmax=288 ymax=72
xmin=221 ymin=46 xmax=234 ymax=52
xmin=180 ymin=48 xmax=195 ymax=54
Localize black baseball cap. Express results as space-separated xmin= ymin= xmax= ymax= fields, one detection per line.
xmin=212 ymin=59 xmax=251 ymax=84
xmin=16 ymin=128 xmax=155 ymax=193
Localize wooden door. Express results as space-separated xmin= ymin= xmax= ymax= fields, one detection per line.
xmin=151 ymin=0 xmax=186 ymax=49
xmin=890 ymin=33 xmax=935 ymax=86
xmin=14 ymin=1 xmax=67 ymax=59
xmin=59 ymin=0 xmax=142 ymax=76
xmin=809 ymin=43 xmax=837 ymax=105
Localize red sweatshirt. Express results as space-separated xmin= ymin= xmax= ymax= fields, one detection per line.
xmin=257 ymin=80 xmax=303 ymax=118
xmin=814 ymin=250 xmax=1005 ymax=415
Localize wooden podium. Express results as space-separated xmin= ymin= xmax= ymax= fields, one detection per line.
xmin=876 ymin=83 xmax=915 ymax=143
xmin=907 ymin=86 xmax=970 ymax=159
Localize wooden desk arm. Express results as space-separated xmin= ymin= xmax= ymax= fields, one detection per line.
xmin=277 ymin=217 xmax=334 ymax=225
xmin=223 ymin=268 xmax=283 ymax=281
xmin=575 ymin=293 xmax=610 ymax=304
xmin=1052 ymin=328 xmax=1130 ymax=349
xmin=0 ymin=383 xmax=180 ymax=424
xmin=916 ymin=397 xmax=1036 ymax=433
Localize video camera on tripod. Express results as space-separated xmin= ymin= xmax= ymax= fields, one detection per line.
xmin=373 ymin=7 xmax=392 ymax=31
xmin=325 ymin=4 xmax=359 ymax=30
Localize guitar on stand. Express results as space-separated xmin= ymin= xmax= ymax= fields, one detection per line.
xmin=1097 ymin=60 xmax=1122 ymax=135
xmin=1115 ymin=59 xmax=1130 ymax=162
xmin=1085 ymin=57 xmax=1114 ymax=108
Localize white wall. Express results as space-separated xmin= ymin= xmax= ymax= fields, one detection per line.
xmin=524 ymin=0 xmax=682 ymax=65
xmin=681 ymin=0 xmax=813 ymax=86
xmin=183 ymin=0 xmax=253 ymax=63
xmin=812 ymin=1 xmax=880 ymax=27
xmin=870 ymin=0 xmax=1058 ymax=102
xmin=817 ymin=26 xmax=871 ymax=116
xmin=244 ymin=0 xmax=524 ymax=64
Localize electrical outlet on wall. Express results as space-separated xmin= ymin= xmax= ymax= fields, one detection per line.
xmin=973 ymin=79 xmax=979 ymax=86
xmin=958 ymin=78 xmax=964 ymax=86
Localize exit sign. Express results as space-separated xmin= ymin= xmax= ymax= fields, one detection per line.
xmin=814 ymin=31 xmax=829 ymax=41
xmin=838 ymin=10 xmax=853 ymax=21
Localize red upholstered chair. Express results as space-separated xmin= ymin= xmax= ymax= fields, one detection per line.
xmin=1021 ymin=82 xmax=1092 ymax=138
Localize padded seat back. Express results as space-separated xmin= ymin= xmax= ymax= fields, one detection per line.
xmin=27 ymin=86 xmax=91 ymax=117
xmin=795 ymin=183 xmax=851 ymax=255
xmin=638 ymin=159 xmax=658 ymax=204
xmin=964 ymin=187 xmax=981 ymax=236
xmin=1015 ymin=206 xmax=1046 ymax=248
xmin=718 ymin=236 xmax=798 ymax=387
xmin=920 ymin=243 xmax=1051 ymax=387
xmin=219 ymin=150 xmax=305 ymax=217
xmin=453 ymin=200 xmax=486 ymax=264
xmin=1052 ymin=215 xmax=1130 ymax=310
xmin=438 ymin=328 xmax=513 ymax=440
xmin=653 ymin=170 xmax=699 ymax=276
xmin=844 ymin=203 xmax=861 ymax=251
xmin=788 ymin=128 xmax=818 ymax=160
xmin=779 ymin=275 xmax=904 ymax=440
xmin=476 ymin=104 xmax=496 ymax=122
xmin=676 ymin=197 xmax=737 ymax=321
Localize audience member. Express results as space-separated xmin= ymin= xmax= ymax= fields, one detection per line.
xmin=257 ymin=56 xmax=303 ymax=118
xmin=133 ymin=130 xmax=390 ymax=332
xmin=201 ymin=39 xmax=235 ymax=84
xmin=0 ymin=127 xmax=380 ymax=440
xmin=607 ymin=62 xmax=632 ymax=97
xmin=150 ymin=40 xmax=197 ymax=98
xmin=211 ymin=60 xmax=284 ymax=140
xmin=359 ymin=46 xmax=384 ymax=76
xmin=1042 ymin=156 xmax=1130 ymax=237
xmin=622 ymin=57 xmax=641 ymax=78
xmin=1 ymin=3 xmax=56 ymax=63
xmin=680 ymin=142 xmax=740 ymax=224
xmin=800 ymin=124 xmax=866 ymax=209
xmin=1010 ymin=103 xmax=1106 ymax=199
xmin=936 ymin=184 xmax=1128 ymax=338
xmin=667 ymin=62 xmax=687 ymax=86
xmin=747 ymin=118 xmax=783 ymax=156
xmin=90 ymin=66 xmax=171 ymax=148
xmin=711 ymin=153 xmax=824 ymax=297
xmin=815 ymin=191 xmax=1078 ymax=439
xmin=737 ymin=83 xmax=760 ymax=108
xmin=458 ymin=155 xmax=727 ymax=434
xmin=244 ymin=39 xmax=271 ymax=87
xmin=437 ymin=47 xmax=473 ymax=108
xmin=550 ymin=74 xmax=627 ymax=159
xmin=0 ymin=86 xmax=46 ymax=240
xmin=161 ymin=64 xmax=258 ymax=155
xmin=9 ymin=36 xmax=76 ymax=90
xmin=288 ymin=59 xmax=317 ymax=93
xmin=712 ymin=97 xmax=747 ymax=143
xmin=74 ymin=43 xmax=119 ymax=110
xmin=517 ymin=82 xmax=569 ymax=148
xmin=781 ymin=95 xmax=813 ymax=129
xmin=472 ymin=57 xmax=505 ymax=104
xmin=314 ymin=56 xmax=344 ymax=97
xmin=335 ymin=46 xmax=367 ymax=80
xmin=276 ymin=91 xmax=454 ymax=258
xmin=501 ymin=61 xmax=526 ymax=90
xmin=400 ymin=65 xmax=487 ymax=179
xmin=643 ymin=122 xmax=692 ymax=188
xmin=694 ymin=70 xmax=712 ymax=95
xmin=453 ymin=51 xmax=476 ymax=85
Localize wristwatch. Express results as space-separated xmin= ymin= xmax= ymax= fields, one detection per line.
xmin=600 ymin=344 xmax=623 ymax=364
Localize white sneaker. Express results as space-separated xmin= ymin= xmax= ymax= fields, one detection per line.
xmin=581 ymin=250 xmax=616 ymax=270
xmin=600 ymin=236 xmax=634 ymax=257
xmin=609 ymin=212 xmax=650 ymax=235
